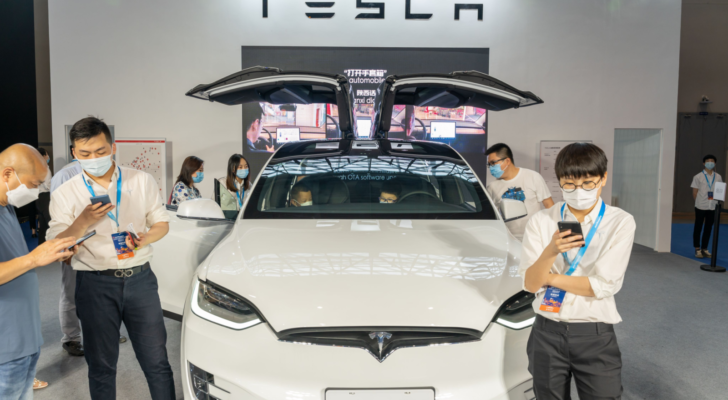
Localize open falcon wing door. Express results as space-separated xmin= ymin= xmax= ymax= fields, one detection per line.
xmin=156 ymin=67 xmax=355 ymax=319
xmin=373 ymin=70 xmax=543 ymax=138
xmin=186 ymin=66 xmax=356 ymax=138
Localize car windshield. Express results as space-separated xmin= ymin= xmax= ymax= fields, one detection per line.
xmin=243 ymin=148 xmax=496 ymax=220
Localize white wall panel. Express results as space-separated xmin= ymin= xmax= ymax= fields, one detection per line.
xmin=48 ymin=0 xmax=682 ymax=251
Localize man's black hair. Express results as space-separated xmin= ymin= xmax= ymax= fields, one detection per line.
xmin=380 ymin=180 xmax=402 ymax=198
xmin=555 ymin=142 xmax=608 ymax=179
xmin=485 ymin=143 xmax=514 ymax=164
xmin=290 ymin=181 xmax=312 ymax=203
xmin=703 ymin=154 xmax=717 ymax=163
xmin=244 ymin=103 xmax=265 ymax=133
xmin=69 ymin=117 xmax=112 ymax=145
xmin=37 ymin=147 xmax=48 ymax=157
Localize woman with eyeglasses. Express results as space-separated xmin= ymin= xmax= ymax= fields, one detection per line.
xmin=219 ymin=154 xmax=251 ymax=211
xmin=170 ymin=156 xmax=204 ymax=206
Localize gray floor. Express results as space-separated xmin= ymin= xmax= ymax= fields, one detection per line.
xmin=31 ymin=245 xmax=728 ymax=400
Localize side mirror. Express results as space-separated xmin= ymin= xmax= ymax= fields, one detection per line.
xmin=499 ymin=199 xmax=528 ymax=222
xmin=177 ymin=198 xmax=228 ymax=222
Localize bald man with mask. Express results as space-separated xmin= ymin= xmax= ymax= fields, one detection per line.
xmin=0 ymin=144 xmax=77 ymax=400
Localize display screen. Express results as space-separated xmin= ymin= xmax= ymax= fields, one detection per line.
xmin=430 ymin=121 xmax=457 ymax=139
xmin=356 ymin=119 xmax=372 ymax=138
xmin=277 ymin=128 xmax=301 ymax=143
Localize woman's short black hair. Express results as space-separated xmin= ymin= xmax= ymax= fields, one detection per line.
xmin=555 ymin=143 xmax=608 ymax=180
xmin=176 ymin=156 xmax=204 ymax=187
xmin=69 ymin=117 xmax=112 ymax=145
xmin=703 ymin=154 xmax=717 ymax=163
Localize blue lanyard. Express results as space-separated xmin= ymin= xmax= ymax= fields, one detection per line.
xmin=83 ymin=167 xmax=122 ymax=228
xmin=560 ymin=200 xmax=606 ymax=276
xmin=703 ymin=171 xmax=715 ymax=190
xmin=236 ymin=189 xmax=244 ymax=209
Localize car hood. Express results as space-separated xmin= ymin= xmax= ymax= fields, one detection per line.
xmin=199 ymin=219 xmax=522 ymax=333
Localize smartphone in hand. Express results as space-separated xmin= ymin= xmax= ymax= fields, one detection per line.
xmin=557 ymin=221 xmax=585 ymax=247
xmin=90 ymin=194 xmax=112 ymax=207
xmin=68 ymin=230 xmax=96 ymax=251
xmin=126 ymin=223 xmax=140 ymax=247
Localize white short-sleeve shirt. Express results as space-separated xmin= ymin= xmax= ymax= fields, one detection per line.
xmin=486 ymin=167 xmax=552 ymax=240
xmin=691 ymin=171 xmax=723 ymax=210
xmin=47 ymin=164 xmax=170 ymax=271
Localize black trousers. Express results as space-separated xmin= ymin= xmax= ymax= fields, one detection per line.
xmin=75 ymin=264 xmax=175 ymax=400
xmin=528 ymin=315 xmax=622 ymax=400
xmin=694 ymin=207 xmax=715 ymax=249
xmin=36 ymin=192 xmax=51 ymax=245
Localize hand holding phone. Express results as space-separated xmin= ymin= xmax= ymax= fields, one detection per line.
xmin=90 ymin=194 xmax=112 ymax=206
xmin=68 ymin=230 xmax=96 ymax=250
xmin=558 ymin=221 xmax=585 ymax=248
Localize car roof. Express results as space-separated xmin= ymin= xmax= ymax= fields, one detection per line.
xmin=270 ymin=139 xmax=465 ymax=164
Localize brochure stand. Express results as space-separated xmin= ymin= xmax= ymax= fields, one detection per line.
xmin=701 ymin=182 xmax=726 ymax=273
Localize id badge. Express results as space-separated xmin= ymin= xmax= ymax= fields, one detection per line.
xmin=111 ymin=232 xmax=135 ymax=260
xmin=539 ymin=286 xmax=567 ymax=313
xmin=708 ymin=191 xmax=714 ymax=200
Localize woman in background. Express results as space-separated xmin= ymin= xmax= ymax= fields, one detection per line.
xmin=170 ymin=156 xmax=204 ymax=206
xmin=219 ymin=154 xmax=251 ymax=211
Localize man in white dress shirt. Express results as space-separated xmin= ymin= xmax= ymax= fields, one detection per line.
xmin=48 ymin=117 xmax=174 ymax=399
xmin=519 ymin=143 xmax=636 ymax=400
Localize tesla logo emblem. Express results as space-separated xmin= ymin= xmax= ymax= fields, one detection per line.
xmin=261 ymin=1 xmax=483 ymax=21
xmin=369 ymin=331 xmax=392 ymax=357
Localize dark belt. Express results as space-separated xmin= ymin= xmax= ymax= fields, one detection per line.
xmin=535 ymin=314 xmax=614 ymax=335
xmin=84 ymin=263 xmax=150 ymax=278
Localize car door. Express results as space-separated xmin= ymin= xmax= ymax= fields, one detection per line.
xmin=156 ymin=67 xmax=355 ymax=317
xmin=373 ymin=70 xmax=543 ymax=137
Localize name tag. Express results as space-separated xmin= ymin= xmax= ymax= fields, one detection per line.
xmin=539 ymin=286 xmax=567 ymax=313
xmin=111 ymin=232 xmax=135 ymax=260
xmin=708 ymin=191 xmax=714 ymax=200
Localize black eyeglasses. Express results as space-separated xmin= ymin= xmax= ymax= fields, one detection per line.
xmin=487 ymin=157 xmax=506 ymax=167
xmin=560 ymin=179 xmax=602 ymax=193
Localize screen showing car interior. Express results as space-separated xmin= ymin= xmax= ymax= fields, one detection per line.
xmin=356 ymin=120 xmax=372 ymax=138
xmin=245 ymin=152 xmax=496 ymax=220
xmin=430 ymin=122 xmax=457 ymax=139
xmin=277 ymin=128 xmax=301 ymax=143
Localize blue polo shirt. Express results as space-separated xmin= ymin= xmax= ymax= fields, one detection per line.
xmin=0 ymin=204 xmax=43 ymax=364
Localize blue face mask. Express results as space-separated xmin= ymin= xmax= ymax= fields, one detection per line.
xmin=192 ymin=172 xmax=204 ymax=184
xmin=489 ymin=163 xmax=507 ymax=179
xmin=236 ymin=169 xmax=249 ymax=179
xmin=705 ymin=162 xmax=715 ymax=170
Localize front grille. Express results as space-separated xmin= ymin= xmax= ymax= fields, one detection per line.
xmin=278 ymin=328 xmax=480 ymax=362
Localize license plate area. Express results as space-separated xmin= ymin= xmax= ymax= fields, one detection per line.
xmin=326 ymin=388 xmax=435 ymax=400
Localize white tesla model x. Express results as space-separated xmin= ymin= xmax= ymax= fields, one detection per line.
xmin=153 ymin=67 xmax=544 ymax=400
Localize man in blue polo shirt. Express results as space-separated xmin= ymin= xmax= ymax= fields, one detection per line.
xmin=0 ymin=144 xmax=77 ymax=400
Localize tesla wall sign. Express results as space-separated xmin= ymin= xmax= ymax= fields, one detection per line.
xmin=261 ymin=1 xmax=484 ymax=20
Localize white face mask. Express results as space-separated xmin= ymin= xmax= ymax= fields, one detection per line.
xmin=561 ymin=188 xmax=600 ymax=210
xmin=297 ymin=200 xmax=313 ymax=207
xmin=78 ymin=155 xmax=113 ymax=177
xmin=5 ymin=171 xmax=40 ymax=208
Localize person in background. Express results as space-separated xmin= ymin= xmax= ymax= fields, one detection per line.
xmin=691 ymin=154 xmax=723 ymax=259
xmin=520 ymin=143 xmax=636 ymax=400
xmin=50 ymin=144 xmax=128 ymax=358
xmin=48 ymin=117 xmax=175 ymax=399
xmin=219 ymin=154 xmax=250 ymax=211
xmin=486 ymin=143 xmax=554 ymax=240
xmin=0 ymin=144 xmax=77 ymax=400
xmin=379 ymin=181 xmax=402 ymax=204
xmin=289 ymin=181 xmax=313 ymax=207
xmin=170 ymin=156 xmax=204 ymax=206
xmin=36 ymin=148 xmax=52 ymax=246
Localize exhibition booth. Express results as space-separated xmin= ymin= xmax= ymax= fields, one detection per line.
xmin=8 ymin=0 xmax=728 ymax=399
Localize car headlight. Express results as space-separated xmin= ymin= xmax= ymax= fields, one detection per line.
xmin=494 ymin=291 xmax=536 ymax=330
xmin=191 ymin=280 xmax=263 ymax=330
